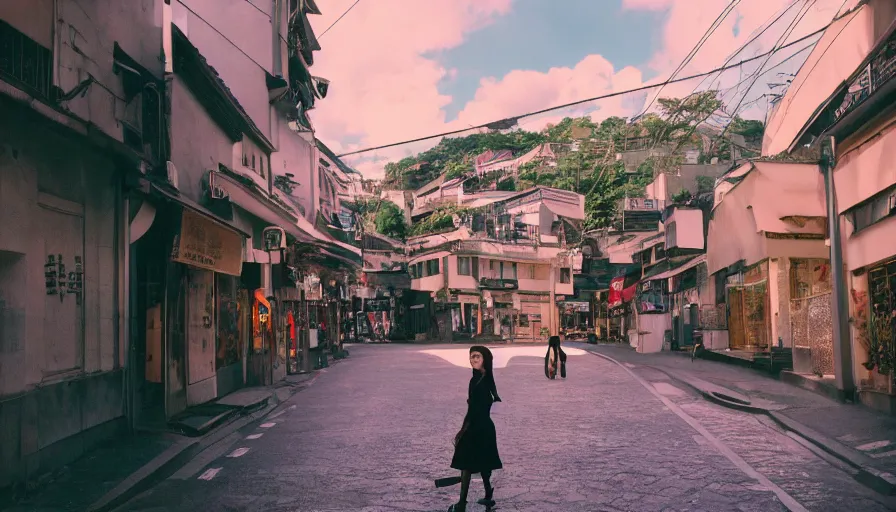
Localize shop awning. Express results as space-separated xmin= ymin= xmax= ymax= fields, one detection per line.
xmin=644 ymin=255 xmax=706 ymax=282
xmin=147 ymin=181 xmax=250 ymax=237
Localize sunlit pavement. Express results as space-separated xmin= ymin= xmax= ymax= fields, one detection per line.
xmin=114 ymin=343 xmax=894 ymax=512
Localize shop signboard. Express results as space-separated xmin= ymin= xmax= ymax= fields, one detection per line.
xmin=171 ymin=209 xmax=243 ymax=276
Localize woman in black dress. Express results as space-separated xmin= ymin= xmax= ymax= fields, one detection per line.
xmin=448 ymin=346 xmax=502 ymax=512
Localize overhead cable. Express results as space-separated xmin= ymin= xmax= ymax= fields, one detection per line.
xmin=335 ymin=24 xmax=832 ymax=158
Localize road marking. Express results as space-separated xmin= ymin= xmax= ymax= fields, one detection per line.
xmin=870 ymin=449 xmax=896 ymax=459
xmin=246 ymin=433 xmax=263 ymax=440
xmin=288 ymin=405 xmax=297 ymax=410
xmin=198 ymin=468 xmax=221 ymax=481
xmin=857 ymin=440 xmax=891 ymax=451
xmin=227 ymin=447 xmax=250 ymax=458
xmin=586 ymin=350 xmax=809 ymax=512
xmin=170 ymin=432 xmax=240 ymax=480
xmin=260 ymin=422 xmax=276 ymax=428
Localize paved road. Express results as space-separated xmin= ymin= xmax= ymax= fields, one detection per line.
xmin=114 ymin=344 xmax=895 ymax=512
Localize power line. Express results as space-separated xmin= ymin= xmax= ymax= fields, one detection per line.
xmin=636 ymin=0 xmax=741 ymax=120
xmin=240 ymin=0 xmax=271 ymax=19
xmin=176 ymin=0 xmax=270 ymax=72
xmin=715 ymin=0 xmax=816 ymax=146
xmin=693 ymin=0 xmax=802 ymax=96
xmin=318 ymin=0 xmax=361 ymax=39
xmin=335 ymin=24 xmax=832 ymax=159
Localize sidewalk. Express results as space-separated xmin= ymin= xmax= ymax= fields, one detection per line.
xmin=572 ymin=343 xmax=896 ymax=495
xmin=0 ymin=368 xmax=325 ymax=512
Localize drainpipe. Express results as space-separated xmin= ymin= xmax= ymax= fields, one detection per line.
xmin=821 ymin=136 xmax=855 ymax=399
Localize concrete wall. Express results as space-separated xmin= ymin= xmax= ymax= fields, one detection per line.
xmin=637 ymin=313 xmax=671 ymax=353
xmin=0 ymin=100 xmax=123 ymax=485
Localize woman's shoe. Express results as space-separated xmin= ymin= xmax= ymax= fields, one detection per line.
xmin=477 ymin=484 xmax=496 ymax=507
xmin=447 ymin=502 xmax=466 ymax=512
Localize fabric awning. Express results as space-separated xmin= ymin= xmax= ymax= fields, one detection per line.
xmin=644 ymin=255 xmax=706 ymax=282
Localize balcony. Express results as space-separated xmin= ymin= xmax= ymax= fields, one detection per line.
xmin=825 ymin=29 xmax=896 ymax=131
xmin=0 ymin=19 xmax=53 ymax=100
xmin=479 ymin=278 xmax=518 ymax=291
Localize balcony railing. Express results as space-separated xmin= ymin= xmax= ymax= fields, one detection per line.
xmin=832 ymin=31 xmax=896 ymax=125
xmin=479 ymin=278 xmax=518 ymax=290
xmin=0 ymin=20 xmax=53 ymax=100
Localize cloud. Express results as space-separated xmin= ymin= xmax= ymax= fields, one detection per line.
xmin=310 ymin=0 xmax=856 ymax=179
xmin=306 ymin=0 xmax=512 ymax=178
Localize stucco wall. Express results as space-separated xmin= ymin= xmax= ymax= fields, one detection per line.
xmin=169 ymin=77 xmax=236 ymax=203
xmin=0 ymin=100 xmax=124 ymax=485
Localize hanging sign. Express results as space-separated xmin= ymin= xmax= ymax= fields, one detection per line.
xmin=171 ymin=209 xmax=243 ymax=276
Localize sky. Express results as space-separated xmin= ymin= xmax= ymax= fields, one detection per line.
xmin=307 ymin=0 xmax=858 ymax=179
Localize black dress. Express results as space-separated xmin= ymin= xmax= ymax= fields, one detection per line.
xmin=450 ymin=372 xmax=502 ymax=473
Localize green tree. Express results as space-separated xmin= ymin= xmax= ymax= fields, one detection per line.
xmin=374 ymin=201 xmax=407 ymax=240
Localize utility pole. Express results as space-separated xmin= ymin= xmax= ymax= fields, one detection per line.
xmin=822 ymin=136 xmax=854 ymax=399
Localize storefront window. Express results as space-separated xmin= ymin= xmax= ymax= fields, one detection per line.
xmin=216 ymin=275 xmax=241 ymax=369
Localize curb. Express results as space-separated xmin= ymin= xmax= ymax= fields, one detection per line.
xmin=582 ymin=346 xmax=896 ymax=497
xmin=87 ymin=366 xmax=330 ymax=512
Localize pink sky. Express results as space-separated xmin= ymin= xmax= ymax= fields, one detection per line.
xmin=308 ymin=0 xmax=857 ymax=178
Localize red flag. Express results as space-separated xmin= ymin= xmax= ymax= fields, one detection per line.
xmin=608 ymin=277 xmax=624 ymax=308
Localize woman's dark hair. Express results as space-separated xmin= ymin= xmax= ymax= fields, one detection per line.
xmin=548 ymin=335 xmax=561 ymax=348
xmin=470 ymin=345 xmax=501 ymax=402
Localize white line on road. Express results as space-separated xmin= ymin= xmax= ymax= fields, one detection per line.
xmin=870 ymin=449 xmax=896 ymax=459
xmin=197 ymin=468 xmax=221 ymax=481
xmin=246 ymin=433 xmax=263 ymax=440
xmin=587 ymin=350 xmax=809 ymax=512
xmin=227 ymin=447 xmax=250 ymax=458
xmin=857 ymin=440 xmax=891 ymax=451
xmin=260 ymin=422 xmax=277 ymax=428
xmin=170 ymin=432 xmax=241 ymax=480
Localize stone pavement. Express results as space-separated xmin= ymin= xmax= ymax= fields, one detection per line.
xmin=111 ymin=343 xmax=894 ymax=511
xmin=572 ymin=343 xmax=896 ymax=495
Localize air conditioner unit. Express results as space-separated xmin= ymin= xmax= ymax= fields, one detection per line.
xmin=166 ymin=161 xmax=179 ymax=190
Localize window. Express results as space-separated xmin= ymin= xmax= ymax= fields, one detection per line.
xmin=458 ymin=257 xmax=472 ymax=276
xmin=252 ymin=154 xmax=256 ymax=170
xmin=243 ymin=153 xmax=249 ymax=167
xmin=849 ymin=185 xmax=896 ymax=233
xmin=426 ymin=259 xmax=440 ymax=276
xmin=260 ymin=158 xmax=265 ymax=178
xmin=560 ymin=268 xmax=571 ymax=284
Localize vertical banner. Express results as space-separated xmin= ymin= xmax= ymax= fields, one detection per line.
xmin=608 ymin=277 xmax=624 ymax=308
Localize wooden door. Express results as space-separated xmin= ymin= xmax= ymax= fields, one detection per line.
xmin=40 ymin=204 xmax=84 ymax=375
xmin=727 ymin=287 xmax=746 ymax=350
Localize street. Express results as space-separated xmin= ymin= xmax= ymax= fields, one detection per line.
xmin=110 ymin=344 xmax=895 ymax=512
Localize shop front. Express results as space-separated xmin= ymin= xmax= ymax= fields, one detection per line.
xmin=168 ymin=207 xmax=246 ymax=412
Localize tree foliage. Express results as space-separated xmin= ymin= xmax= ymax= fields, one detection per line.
xmin=373 ymin=201 xmax=407 ymax=240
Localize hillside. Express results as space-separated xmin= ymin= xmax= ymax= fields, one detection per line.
xmin=378 ymin=91 xmax=764 ymax=234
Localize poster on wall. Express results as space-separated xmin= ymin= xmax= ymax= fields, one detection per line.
xmin=171 ymin=209 xmax=243 ymax=276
